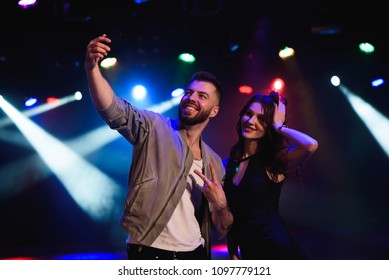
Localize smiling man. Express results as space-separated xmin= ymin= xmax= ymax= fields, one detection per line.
xmin=85 ymin=34 xmax=233 ymax=260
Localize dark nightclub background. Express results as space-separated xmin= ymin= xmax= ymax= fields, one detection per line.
xmin=1 ymin=0 xmax=388 ymax=260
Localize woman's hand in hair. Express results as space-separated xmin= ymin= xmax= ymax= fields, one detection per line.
xmin=273 ymin=99 xmax=286 ymax=130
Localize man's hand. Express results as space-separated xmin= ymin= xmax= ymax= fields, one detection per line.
xmin=85 ymin=34 xmax=111 ymax=71
xmin=194 ymin=163 xmax=233 ymax=239
xmin=194 ymin=163 xmax=228 ymax=210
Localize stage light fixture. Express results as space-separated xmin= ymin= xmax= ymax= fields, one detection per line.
xmin=25 ymin=97 xmax=38 ymax=107
xmin=131 ymin=85 xmax=147 ymax=100
xmin=100 ymin=57 xmax=117 ymax=69
xmin=359 ymin=42 xmax=375 ymax=54
xmin=331 ymin=76 xmax=341 ymax=87
xmin=74 ymin=91 xmax=83 ymax=100
xmin=371 ymin=78 xmax=384 ymax=88
xmin=271 ymin=78 xmax=285 ymax=93
xmin=279 ymin=46 xmax=295 ymax=60
xmin=18 ymin=0 xmax=37 ymax=8
xmin=230 ymin=44 xmax=239 ymax=52
xmin=47 ymin=96 xmax=60 ymax=104
xmin=178 ymin=53 xmax=196 ymax=63
xmin=171 ymin=88 xmax=184 ymax=98
xmin=238 ymin=85 xmax=253 ymax=95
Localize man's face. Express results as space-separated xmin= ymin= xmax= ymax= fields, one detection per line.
xmin=178 ymin=80 xmax=219 ymax=126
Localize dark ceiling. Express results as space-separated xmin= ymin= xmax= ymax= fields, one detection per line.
xmin=0 ymin=0 xmax=387 ymax=105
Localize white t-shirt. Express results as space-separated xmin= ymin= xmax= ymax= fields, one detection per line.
xmin=150 ymin=159 xmax=205 ymax=251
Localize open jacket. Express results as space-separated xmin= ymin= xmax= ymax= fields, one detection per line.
xmin=98 ymin=95 xmax=225 ymax=258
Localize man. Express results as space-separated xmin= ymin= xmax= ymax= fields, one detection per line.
xmin=85 ymin=34 xmax=233 ymax=260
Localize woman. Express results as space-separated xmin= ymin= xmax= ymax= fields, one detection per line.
xmin=223 ymin=92 xmax=318 ymax=260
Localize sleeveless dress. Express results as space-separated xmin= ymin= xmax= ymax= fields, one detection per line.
xmin=224 ymin=153 xmax=304 ymax=260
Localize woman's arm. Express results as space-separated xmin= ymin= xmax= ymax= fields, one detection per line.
xmin=226 ymin=230 xmax=240 ymax=260
xmin=278 ymin=126 xmax=318 ymax=169
xmin=273 ymin=101 xmax=318 ymax=169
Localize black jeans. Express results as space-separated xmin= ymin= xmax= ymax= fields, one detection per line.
xmin=126 ymin=244 xmax=207 ymax=260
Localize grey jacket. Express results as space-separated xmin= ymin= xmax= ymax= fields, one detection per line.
xmin=98 ymin=96 xmax=225 ymax=257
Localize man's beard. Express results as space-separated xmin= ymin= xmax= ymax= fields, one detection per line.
xmin=178 ymin=106 xmax=212 ymax=126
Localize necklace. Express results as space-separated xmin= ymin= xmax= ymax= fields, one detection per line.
xmin=239 ymin=154 xmax=255 ymax=162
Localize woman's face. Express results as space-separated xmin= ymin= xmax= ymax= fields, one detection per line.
xmin=240 ymin=102 xmax=266 ymax=140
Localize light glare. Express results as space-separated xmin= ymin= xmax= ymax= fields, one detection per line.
xmin=340 ymin=85 xmax=389 ymax=158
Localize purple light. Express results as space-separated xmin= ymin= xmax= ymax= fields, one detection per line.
xmin=18 ymin=0 xmax=37 ymax=8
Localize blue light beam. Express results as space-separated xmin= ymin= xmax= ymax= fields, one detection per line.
xmin=340 ymin=85 xmax=389 ymax=158
xmin=0 ymin=96 xmax=121 ymax=221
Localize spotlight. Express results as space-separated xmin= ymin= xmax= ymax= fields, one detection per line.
xmin=178 ymin=53 xmax=196 ymax=63
xmin=131 ymin=85 xmax=147 ymax=100
xmin=25 ymin=97 xmax=38 ymax=107
xmin=271 ymin=78 xmax=285 ymax=93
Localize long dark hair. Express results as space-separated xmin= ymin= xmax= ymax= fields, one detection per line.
xmin=226 ymin=92 xmax=288 ymax=181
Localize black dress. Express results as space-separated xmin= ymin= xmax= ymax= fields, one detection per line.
xmin=224 ymin=154 xmax=304 ymax=260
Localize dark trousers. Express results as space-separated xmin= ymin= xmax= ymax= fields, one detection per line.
xmin=240 ymin=238 xmax=305 ymax=260
xmin=127 ymin=244 xmax=207 ymax=260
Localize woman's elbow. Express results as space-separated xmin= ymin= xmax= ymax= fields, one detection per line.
xmin=308 ymin=139 xmax=318 ymax=153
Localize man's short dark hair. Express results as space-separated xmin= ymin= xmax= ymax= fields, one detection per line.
xmin=190 ymin=71 xmax=224 ymax=105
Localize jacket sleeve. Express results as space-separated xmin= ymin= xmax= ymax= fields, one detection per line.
xmin=97 ymin=95 xmax=158 ymax=145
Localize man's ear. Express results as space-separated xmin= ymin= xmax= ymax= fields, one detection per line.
xmin=209 ymin=105 xmax=220 ymax=118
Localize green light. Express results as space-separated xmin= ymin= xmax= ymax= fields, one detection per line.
xmin=359 ymin=42 xmax=375 ymax=54
xmin=178 ymin=53 xmax=196 ymax=63
xmin=279 ymin=46 xmax=295 ymax=59
xmin=100 ymin=57 xmax=117 ymax=68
